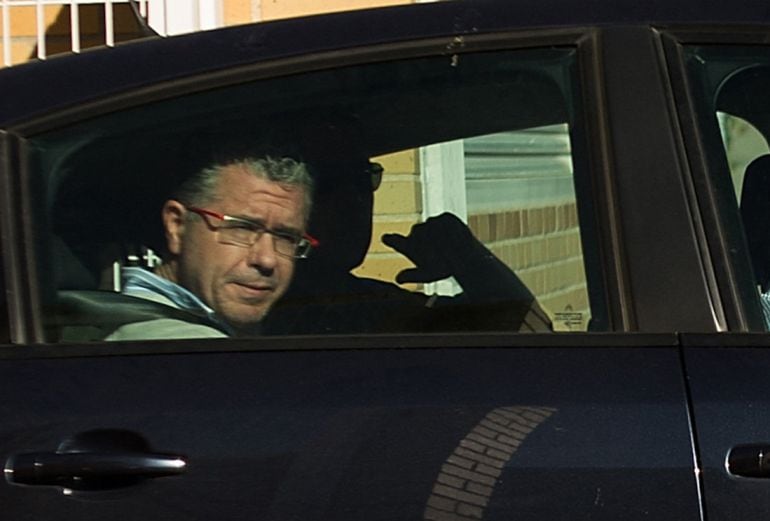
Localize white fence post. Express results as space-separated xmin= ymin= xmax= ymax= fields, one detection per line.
xmin=2 ymin=0 xmax=11 ymax=66
xmin=69 ymin=0 xmax=80 ymax=53
xmin=104 ymin=0 xmax=114 ymax=46
xmin=419 ymin=140 xmax=468 ymax=296
xmin=35 ymin=0 xmax=46 ymax=58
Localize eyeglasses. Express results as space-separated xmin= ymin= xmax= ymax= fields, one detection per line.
xmin=367 ymin=162 xmax=384 ymax=191
xmin=186 ymin=206 xmax=319 ymax=259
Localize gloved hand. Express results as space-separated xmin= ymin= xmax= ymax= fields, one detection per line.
xmin=382 ymin=212 xmax=532 ymax=300
xmin=381 ymin=213 xmax=475 ymax=284
xmin=382 ymin=212 xmax=550 ymax=332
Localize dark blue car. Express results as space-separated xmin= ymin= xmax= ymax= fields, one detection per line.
xmin=2 ymin=0 xmax=770 ymax=519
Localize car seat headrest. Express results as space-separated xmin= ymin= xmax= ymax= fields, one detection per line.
xmin=740 ymin=154 xmax=770 ymax=292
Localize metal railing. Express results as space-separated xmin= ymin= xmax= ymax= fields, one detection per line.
xmin=0 ymin=0 xmax=224 ymax=66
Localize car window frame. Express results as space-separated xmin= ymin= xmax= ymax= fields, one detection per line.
xmin=660 ymin=25 xmax=770 ymax=333
xmin=583 ymin=25 xmax=724 ymax=333
xmin=0 ymin=130 xmax=24 ymax=343
xmin=0 ymin=26 xmax=638 ymax=346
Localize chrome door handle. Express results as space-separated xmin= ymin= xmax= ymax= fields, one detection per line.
xmin=727 ymin=445 xmax=770 ymax=478
xmin=5 ymin=451 xmax=186 ymax=486
xmin=4 ymin=429 xmax=186 ymax=491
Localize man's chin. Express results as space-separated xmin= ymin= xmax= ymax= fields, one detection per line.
xmin=220 ymin=304 xmax=271 ymax=332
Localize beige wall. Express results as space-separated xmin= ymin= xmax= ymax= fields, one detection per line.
xmin=259 ymin=0 xmax=409 ymax=21
xmin=353 ymin=150 xmax=423 ymax=292
xmin=0 ymin=0 xmax=412 ymax=67
xmin=471 ymin=205 xmax=589 ymax=331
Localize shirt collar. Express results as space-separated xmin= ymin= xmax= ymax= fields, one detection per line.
xmin=121 ymin=267 xmax=235 ymax=334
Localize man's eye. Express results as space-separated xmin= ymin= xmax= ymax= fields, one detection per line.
xmin=229 ymin=222 xmax=253 ymax=230
xmin=274 ymin=232 xmax=300 ymax=245
xmin=224 ymin=221 xmax=260 ymax=232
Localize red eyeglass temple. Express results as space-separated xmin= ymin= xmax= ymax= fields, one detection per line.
xmin=188 ymin=206 xmax=320 ymax=248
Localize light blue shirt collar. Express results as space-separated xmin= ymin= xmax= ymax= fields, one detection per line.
xmin=121 ymin=267 xmax=234 ymax=335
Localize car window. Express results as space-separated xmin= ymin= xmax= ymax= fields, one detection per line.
xmin=682 ymin=44 xmax=770 ymax=330
xmin=349 ymin=124 xmax=589 ymax=332
xmin=24 ymin=45 xmax=606 ymax=342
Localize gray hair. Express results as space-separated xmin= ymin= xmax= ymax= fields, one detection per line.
xmin=173 ymin=156 xmax=313 ymax=222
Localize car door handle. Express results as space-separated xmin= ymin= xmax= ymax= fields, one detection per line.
xmin=727 ymin=445 xmax=770 ymax=478
xmin=5 ymin=451 xmax=186 ymax=486
xmin=4 ymin=429 xmax=187 ymax=491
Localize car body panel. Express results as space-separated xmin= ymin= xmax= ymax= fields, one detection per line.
xmin=2 ymin=0 xmax=770 ymax=127
xmin=682 ymin=335 xmax=770 ymax=519
xmin=0 ymin=338 xmax=700 ymax=520
xmin=1 ymin=1 xmax=770 ymax=519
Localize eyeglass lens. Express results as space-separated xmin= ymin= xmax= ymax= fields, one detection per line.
xmin=217 ymin=222 xmax=307 ymax=258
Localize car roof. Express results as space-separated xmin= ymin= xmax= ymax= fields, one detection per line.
xmin=1 ymin=0 xmax=769 ymax=127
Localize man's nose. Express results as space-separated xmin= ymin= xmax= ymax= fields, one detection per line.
xmin=246 ymin=233 xmax=279 ymax=271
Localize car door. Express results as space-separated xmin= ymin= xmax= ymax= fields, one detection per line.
xmin=0 ymin=9 xmax=708 ymax=521
xmin=1 ymin=337 xmax=700 ymax=521
xmin=664 ymin=30 xmax=770 ymax=520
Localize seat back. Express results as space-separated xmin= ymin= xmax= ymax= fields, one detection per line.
xmin=51 ymin=290 xmax=224 ymax=342
xmin=740 ymin=154 xmax=770 ymax=292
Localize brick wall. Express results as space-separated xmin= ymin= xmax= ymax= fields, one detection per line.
xmin=469 ymin=204 xmax=589 ymax=331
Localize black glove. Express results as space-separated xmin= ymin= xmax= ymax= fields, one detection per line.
xmin=381 ymin=213 xmax=471 ymax=284
xmin=382 ymin=212 xmax=551 ymax=332
xmin=382 ymin=212 xmax=533 ymax=302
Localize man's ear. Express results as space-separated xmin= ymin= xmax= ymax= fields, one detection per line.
xmin=163 ymin=200 xmax=187 ymax=255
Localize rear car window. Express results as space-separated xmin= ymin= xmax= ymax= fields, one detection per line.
xmin=25 ymin=46 xmax=607 ymax=342
xmin=683 ymin=44 xmax=770 ymax=330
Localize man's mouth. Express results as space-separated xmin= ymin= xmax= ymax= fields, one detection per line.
xmin=231 ymin=281 xmax=274 ymax=298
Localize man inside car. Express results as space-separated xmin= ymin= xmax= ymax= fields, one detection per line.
xmin=105 ymin=154 xmax=315 ymax=340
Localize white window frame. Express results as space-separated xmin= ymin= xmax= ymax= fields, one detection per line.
xmin=419 ymin=140 xmax=467 ymax=296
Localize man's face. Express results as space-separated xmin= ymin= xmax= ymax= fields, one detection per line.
xmin=164 ymin=164 xmax=307 ymax=332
